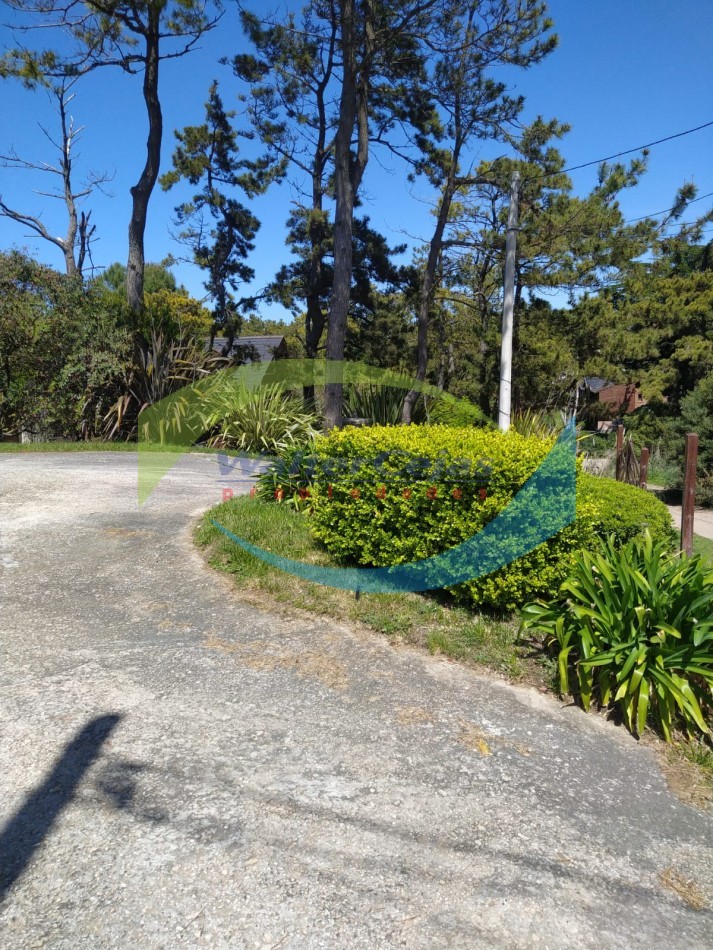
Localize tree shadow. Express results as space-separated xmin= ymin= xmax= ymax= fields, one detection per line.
xmin=0 ymin=713 xmax=122 ymax=902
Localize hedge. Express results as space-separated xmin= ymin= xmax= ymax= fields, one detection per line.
xmin=260 ymin=424 xmax=676 ymax=611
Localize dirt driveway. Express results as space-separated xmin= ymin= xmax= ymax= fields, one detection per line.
xmin=1 ymin=452 xmax=712 ymax=948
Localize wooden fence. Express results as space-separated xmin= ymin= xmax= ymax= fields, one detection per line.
xmin=613 ymin=424 xmax=698 ymax=556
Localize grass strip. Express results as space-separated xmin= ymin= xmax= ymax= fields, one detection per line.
xmin=195 ymin=495 xmax=531 ymax=680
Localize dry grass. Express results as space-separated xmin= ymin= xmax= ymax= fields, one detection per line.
xmin=457 ymin=719 xmax=531 ymax=757
xmin=658 ymin=866 xmax=708 ymax=911
xmin=395 ymin=706 xmax=435 ymax=726
xmin=649 ymin=737 xmax=713 ymax=811
xmin=458 ymin=722 xmax=493 ymax=756
xmin=201 ymin=633 xmax=348 ymax=690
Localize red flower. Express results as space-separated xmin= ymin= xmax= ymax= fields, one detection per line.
xmin=274 ymin=487 xmax=284 ymax=502
xmin=249 ymin=486 xmax=257 ymax=498
xmin=451 ymin=487 xmax=462 ymax=500
xmin=328 ymin=484 xmax=333 ymax=498
xmin=298 ymin=487 xmax=311 ymax=500
xmin=426 ymin=485 xmax=438 ymax=500
xmin=479 ymin=488 xmax=487 ymax=501
xmin=402 ymin=488 xmax=412 ymax=500
xmin=376 ymin=485 xmax=386 ymax=500
xmin=350 ymin=488 xmax=361 ymax=500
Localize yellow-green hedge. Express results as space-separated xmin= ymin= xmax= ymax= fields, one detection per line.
xmin=303 ymin=425 xmax=675 ymax=611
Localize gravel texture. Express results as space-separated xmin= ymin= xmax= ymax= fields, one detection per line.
xmin=1 ymin=451 xmax=712 ymax=948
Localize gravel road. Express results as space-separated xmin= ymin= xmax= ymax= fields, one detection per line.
xmin=1 ymin=451 xmax=712 ymax=948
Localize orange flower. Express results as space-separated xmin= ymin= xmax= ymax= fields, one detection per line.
xmin=274 ymin=487 xmax=284 ymax=502
xmin=249 ymin=486 xmax=257 ymax=498
xmin=426 ymin=486 xmax=438 ymax=500
xmin=479 ymin=488 xmax=487 ymax=501
xmin=402 ymin=488 xmax=412 ymax=500
xmin=298 ymin=487 xmax=311 ymax=500
xmin=350 ymin=488 xmax=361 ymax=499
xmin=451 ymin=487 xmax=462 ymax=500
xmin=376 ymin=485 xmax=386 ymax=500
xmin=328 ymin=484 xmax=333 ymax=498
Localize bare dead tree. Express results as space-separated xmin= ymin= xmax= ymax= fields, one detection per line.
xmin=2 ymin=0 xmax=222 ymax=311
xmin=0 ymin=78 xmax=111 ymax=277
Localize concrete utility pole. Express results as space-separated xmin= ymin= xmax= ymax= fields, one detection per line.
xmin=498 ymin=170 xmax=520 ymax=432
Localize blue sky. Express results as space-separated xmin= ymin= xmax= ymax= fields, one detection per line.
xmin=1 ymin=0 xmax=711 ymax=321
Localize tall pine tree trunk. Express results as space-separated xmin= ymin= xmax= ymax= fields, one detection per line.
xmin=402 ymin=161 xmax=459 ymax=423
xmin=127 ymin=21 xmax=162 ymax=317
xmin=324 ymin=0 xmax=358 ymax=430
xmin=303 ymin=167 xmax=328 ymax=409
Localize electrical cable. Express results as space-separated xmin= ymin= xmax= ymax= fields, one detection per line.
xmin=524 ymin=119 xmax=713 ymax=184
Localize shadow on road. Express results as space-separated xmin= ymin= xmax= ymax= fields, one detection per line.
xmin=0 ymin=713 xmax=122 ymax=902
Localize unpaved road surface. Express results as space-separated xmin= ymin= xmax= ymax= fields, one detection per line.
xmin=1 ymin=452 xmax=712 ymax=949
xmin=667 ymin=504 xmax=713 ymax=542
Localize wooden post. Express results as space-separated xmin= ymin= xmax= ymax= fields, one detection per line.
xmin=639 ymin=447 xmax=650 ymax=489
xmin=615 ymin=424 xmax=624 ymax=481
xmin=681 ymin=433 xmax=698 ymax=556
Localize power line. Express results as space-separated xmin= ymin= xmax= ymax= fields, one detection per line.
xmin=531 ymin=119 xmax=713 ymax=182
xmin=471 ymin=120 xmax=713 ymax=188
xmin=623 ymin=190 xmax=713 ymax=224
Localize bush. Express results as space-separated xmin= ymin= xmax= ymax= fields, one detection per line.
xmin=697 ymin=474 xmax=713 ymax=509
xmin=577 ymin=475 xmax=677 ymax=547
xmin=677 ymin=372 xmax=713 ymax=505
xmin=425 ymin=394 xmax=489 ymax=428
xmin=341 ymin=385 xmax=489 ymax=428
xmin=622 ymin=403 xmax=679 ymax=456
xmin=203 ymin=382 xmax=319 ymax=455
xmin=521 ymin=533 xmax=713 ymax=741
xmin=343 ymin=384 xmax=411 ymax=425
xmin=511 ymin=408 xmax=572 ymax=438
xmin=259 ymin=424 xmax=675 ymax=611
xmin=103 ymin=330 xmax=231 ymax=441
xmin=0 ymin=251 xmax=132 ymax=440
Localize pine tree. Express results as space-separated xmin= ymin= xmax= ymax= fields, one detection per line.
xmin=161 ymin=81 xmax=283 ymax=344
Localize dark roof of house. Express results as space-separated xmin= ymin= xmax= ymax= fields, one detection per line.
xmin=582 ymin=376 xmax=613 ymax=393
xmin=208 ymin=335 xmax=286 ymax=362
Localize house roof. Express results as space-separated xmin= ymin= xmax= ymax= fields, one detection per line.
xmin=582 ymin=376 xmax=613 ymax=393
xmin=208 ymin=335 xmax=286 ymax=362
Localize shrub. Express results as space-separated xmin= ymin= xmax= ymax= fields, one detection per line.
xmin=103 ymin=331 xmax=230 ymax=441
xmin=203 ymin=382 xmax=319 ymax=455
xmin=425 ymin=394 xmax=489 ymax=428
xmin=520 ymin=533 xmax=713 ymax=741
xmin=623 ymin=403 xmax=678 ymax=456
xmin=577 ymin=475 xmax=677 ymax=547
xmin=256 ymin=443 xmax=322 ymax=508
xmin=343 ymin=384 xmax=411 ymax=425
xmin=0 ymin=251 xmax=132 ymax=440
xmin=697 ymin=473 xmax=713 ymax=509
xmin=341 ymin=385 xmax=488 ymax=428
xmin=679 ymin=372 xmax=713 ymax=472
xmin=257 ymin=426 xmax=676 ymax=611
xmin=511 ymin=408 xmax=571 ymax=438
xmin=306 ymin=425 xmax=583 ymax=611
xmin=677 ymin=372 xmax=713 ymax=505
